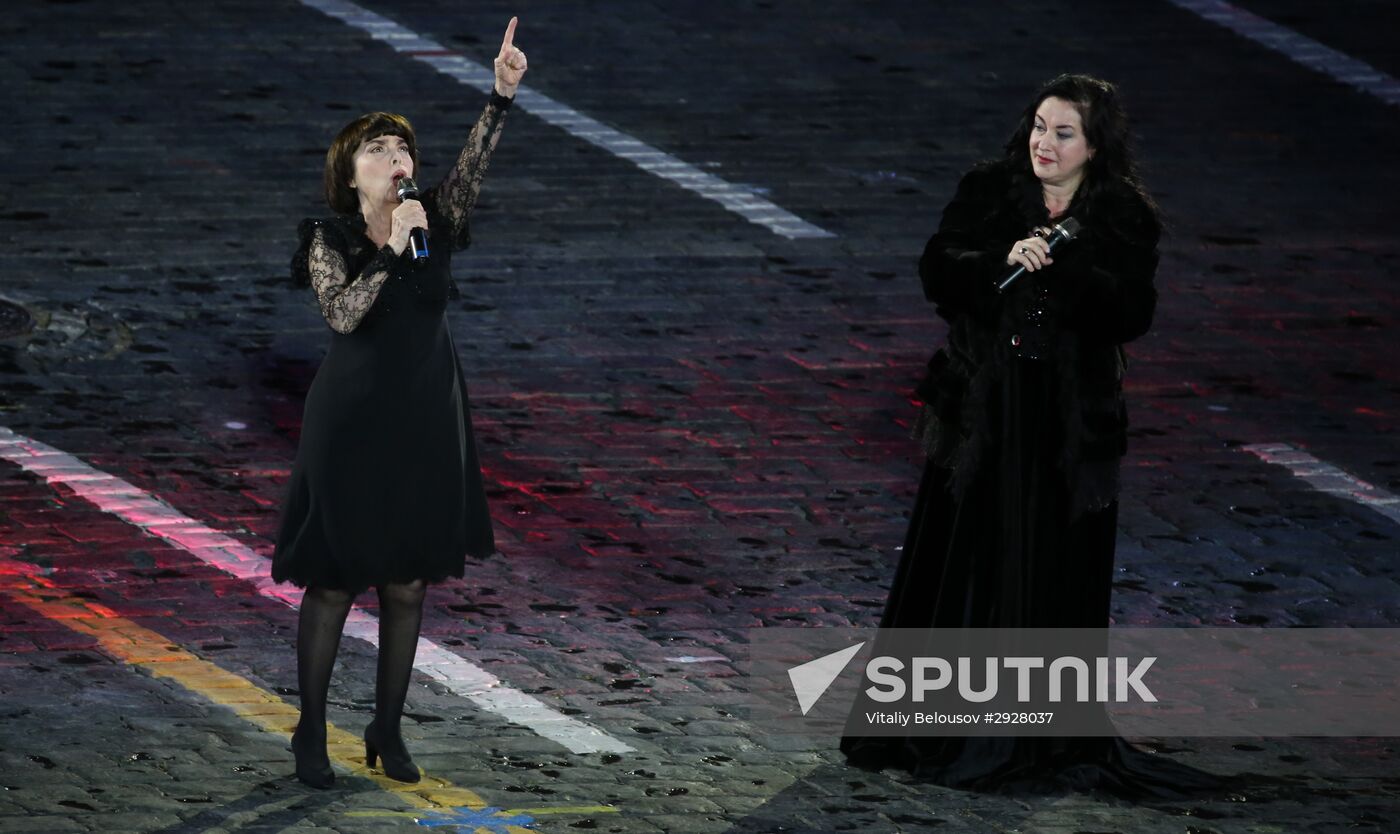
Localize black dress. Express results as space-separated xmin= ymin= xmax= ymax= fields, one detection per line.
xmin=840 ymin=160 xmax=1222 ymax=798
xmin=272 ymin=93 xmax=512 ymax=595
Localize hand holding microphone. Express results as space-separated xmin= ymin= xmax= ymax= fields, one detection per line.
xmin=998 ymin=217 xmax=1082 ymax=292
xmin=392 ymin=176 xmax=429 ymax=264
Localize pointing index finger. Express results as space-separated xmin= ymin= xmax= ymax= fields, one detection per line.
xmin=500 ymin=16 xmax=517 ymax=53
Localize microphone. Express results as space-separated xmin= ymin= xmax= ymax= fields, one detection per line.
xmin=996 ymin=217 xmax=1081 ymax=293
xmin=394 ymin=176 xmax=430 ymax=265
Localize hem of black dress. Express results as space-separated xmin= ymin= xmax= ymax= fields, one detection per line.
xmin=272 ymin=566 xmax=467 ymax=596
xmin=839 ymin=735 xmax=1226 ymax=800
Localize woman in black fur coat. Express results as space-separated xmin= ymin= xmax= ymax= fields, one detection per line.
xmin=840 ymin=74 xmax=1220 ymax=797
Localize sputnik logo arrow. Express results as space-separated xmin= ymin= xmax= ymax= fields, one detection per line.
xmin=788 ymin=642 xmax=865 ymax=715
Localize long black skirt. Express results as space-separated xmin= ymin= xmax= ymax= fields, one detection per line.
xmin=840 ymin=359 xmax=1222 ymax=798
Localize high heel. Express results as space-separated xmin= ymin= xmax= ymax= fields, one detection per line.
xmin=290 ymin=724 xmax=335 ymax=789
xmin=363 ymin=720 xmax=420 ymax=783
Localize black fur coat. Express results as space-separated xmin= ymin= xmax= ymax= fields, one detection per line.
xmin=912 ymin=158 xmax=1161 ymax=520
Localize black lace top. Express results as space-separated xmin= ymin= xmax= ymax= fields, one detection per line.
xmin=291 ymin=91 xmax=513 ymax=333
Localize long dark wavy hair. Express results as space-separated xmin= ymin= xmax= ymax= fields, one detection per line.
xmin=1003 ymin=73 xmax=1159 ymax=230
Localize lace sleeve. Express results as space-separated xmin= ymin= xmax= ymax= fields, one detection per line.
xmin=307 ymin=227 xmax=397 ymax=334
xmin=433 ymin=91 xmax=513 ymax=246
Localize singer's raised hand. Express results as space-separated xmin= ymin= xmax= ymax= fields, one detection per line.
xmin=388 ymin=199 xmax=427 ymax=256
xmin=494 ymin=17 xmax=527 ymax=98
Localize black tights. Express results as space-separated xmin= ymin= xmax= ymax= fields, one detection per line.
xmin=371 ymin=581 xmax=426 ymax=758
xmin=294 ymin=580 xmax=426 ymax=754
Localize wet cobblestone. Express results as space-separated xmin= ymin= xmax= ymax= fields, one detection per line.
xmin=3 ymin=0 xmax=1399 ymax=832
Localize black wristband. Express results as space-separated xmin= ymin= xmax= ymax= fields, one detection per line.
xmin=490 ymin=89 xmax=515 ymax=110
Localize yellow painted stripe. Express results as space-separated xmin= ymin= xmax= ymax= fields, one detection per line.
xmin=1 ymin=568 xmax=618 ymax=831
xmin=500 ymin=806 xmax=622 ymax=816
xmin=345 ymin=805 xmax=622 ymax=819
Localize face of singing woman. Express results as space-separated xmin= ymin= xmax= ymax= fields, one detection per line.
xmin=1029 ymin=97 xmax=1095 ymax=187
xmin=350 ymin=134 xmax=414 ymax=208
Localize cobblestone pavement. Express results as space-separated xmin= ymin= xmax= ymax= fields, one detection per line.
xmin=2 ymin=0 xmax=1398 ymax=832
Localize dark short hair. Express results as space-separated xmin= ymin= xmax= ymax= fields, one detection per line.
xmin=323 ymin=112 xmax=420 ymax=215
xmin=1003 ymin=73 xmax=1158 ymax=223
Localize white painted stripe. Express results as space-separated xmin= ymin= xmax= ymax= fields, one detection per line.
xmin=0 ymin=426 xmax=632 ymax=754
xmin=298 ymin=0 xmax=835 ymax=240
xmin=1168 ymin=0 xmax=1400 ymax=108
xmin=1242 ymin=442 xmax=1400 ymax=525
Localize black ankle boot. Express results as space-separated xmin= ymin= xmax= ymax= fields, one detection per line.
xmin=290 ymin=722 xmax=335 ymax=789
xmin=363 ymin=720 xmax=420 ymax=783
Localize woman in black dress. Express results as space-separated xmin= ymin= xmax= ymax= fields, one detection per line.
xmin=840 ymin=74 xmax=1219 ymax=796
xmin=272 ymin=18 xmax=527 ymax=789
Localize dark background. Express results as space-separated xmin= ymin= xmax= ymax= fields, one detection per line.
xmin=1 ymin=1 xmax=1397 ymax=831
